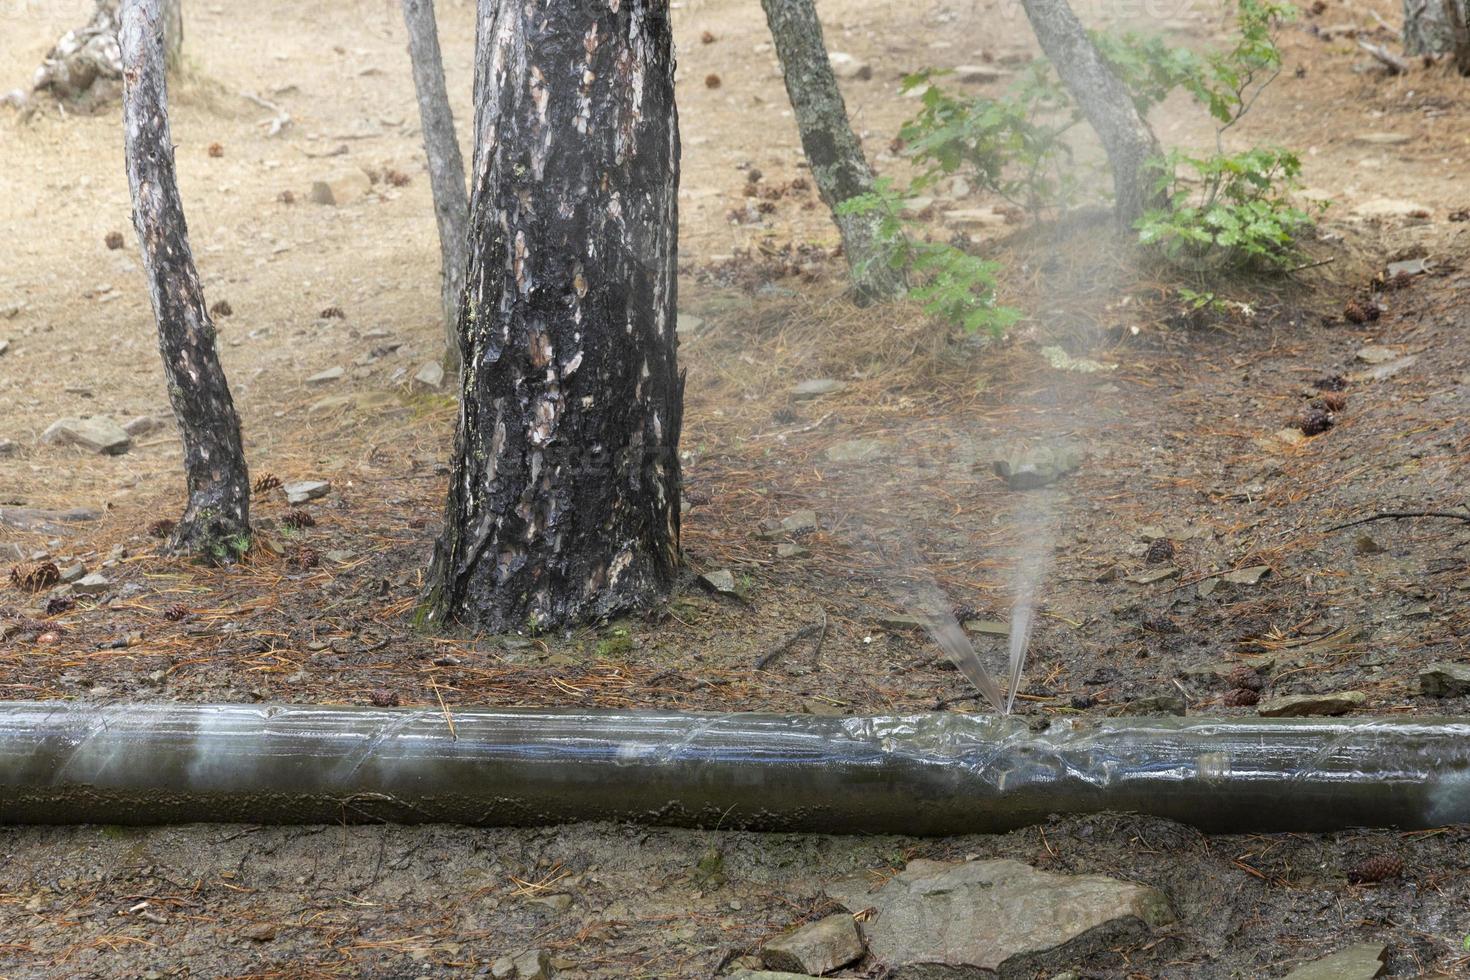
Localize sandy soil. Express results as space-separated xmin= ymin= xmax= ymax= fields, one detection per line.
xmin=2 ymin=0 xmax=1470 ymax=976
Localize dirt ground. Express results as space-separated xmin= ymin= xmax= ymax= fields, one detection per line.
xmin=3 ymin=0 xmax=1470 ymax=976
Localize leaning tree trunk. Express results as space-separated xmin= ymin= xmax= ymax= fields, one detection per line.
xmin=402 ymin=0 xmax=469 ymax=375
xmin=420 ymin=0 xmax=682 ymax=634
xmin=1020 ymin=0 xmax=1166 ymax=227
xmin=121 ymin=0 xmax=251 ymax=560
xmin=759 ymin=0 xmax=904 ymax=303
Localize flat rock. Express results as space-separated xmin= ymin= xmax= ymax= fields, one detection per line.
xmin=825 ymin=438 xmax=886 ymax=463
xmin=0 ymin=439 xmax=18 ymax=457
xmin=700 ymin=569 xmax=737 ymax=594
xmin=73 ymin=573 xmax=111 ymax=596
xmin=510 ymin=948 xmax=553 ymax=979
xmin=776 ymin=543 xmax=809 ymax=559
xmin=941 ymin=206 xmax=1009 ymax=229
xmin=993 ymin=445 xmax=1082 ymax=489
xmin=761 ymin=913 xmax=864 ymax=975
xmin=1386 ymin=258 xmax=1429 ymax=277
xmin=412 ymin=360 xmax=445 ymax=390
xmin=283 ymin=480 xmax=330 ymax=505
xmin=41 ymin=417 xmax=130 ymax=455
xmin=1127 ymin=566 xmax=1180 ymax=585
xmin=964 ymin=619 xmax=1009 ymax=637
xmin=59 ymin=563 xmax=86 ymax=583
xmin=1222 ymin=565 xmax=1271 ymax=586
xmin=308 ymin=170 xmax=372 ymax=206
xmin=1352 ymin=198 xmax=1431 ymax=221
xmin=1351 ymin=132 xmax=1411 ymax=146
xmin=780 ymin=509 xmax=819 ymax=533
xmin=0 ymin=507 xmax=100 ymax=534
xmin=0 ymin=339 xmax=9 ymax=356
xmin=954 ymin=63 xmax=1010 ymax=83
xmin=826 ymin=858 xmax=1172 ymax=978
xmin=1418 ymin=663 xmax=1470 ymax=697
xmin=1281 ymin=943 xmax=1387 ymax=980
xmin=676 ymin=313 xmax=707 ymax=336
xmin=121 ymin=415 xmax=162 ymax=437
xmin=306 ymin=366 xmax=345 ymax=385
xmin=726 ymin=972 xmax=815 ymax=980
xmin=1347 ymin=354 xmax=1416 ymax=383
xmin=1354 ymin=345 xmax=1401 ymax=364
xmin=307 ymin=391 xmax=406 ymax=418
xmin=1258 ymin=691 xmax=1366 ymax=717
xmin=827 ymin=52 xmax=872 ymax=80
xmin=791 ymin=378 xmax=845 ymax=400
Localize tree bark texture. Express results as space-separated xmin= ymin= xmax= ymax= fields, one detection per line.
xmin=1020 ymin=0 xmax=1166 ymax=227
xmin=421 ymin=0 xmax=682 ymax=634
xmin=402 ymin=0 xmax=470 ymax=374
xmin=759 ymin=0 xmax=904 ymax=303
xmin=121 ymin=0 xmax=251 ymax=560
xmin=162 ymin=0 xmax=184 ymax=75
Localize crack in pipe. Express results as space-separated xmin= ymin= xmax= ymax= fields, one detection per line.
xmin=0 ymin=704 xmax=1467 ymax=833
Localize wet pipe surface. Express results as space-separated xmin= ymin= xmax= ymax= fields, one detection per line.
xmin=0 ymin=703 xmax=1466 ymax=833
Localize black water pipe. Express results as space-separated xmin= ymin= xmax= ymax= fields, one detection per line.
xmin=0 ymin=703 xmax=1466 ymax=833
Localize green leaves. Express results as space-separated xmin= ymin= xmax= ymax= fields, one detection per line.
xmin=839 ymin=181 xmax=1018 ymax=337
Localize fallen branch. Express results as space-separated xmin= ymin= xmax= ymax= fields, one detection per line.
xmin=1358 ymin=39 xmax=1411 ymax=74
xmin=241 ymin=90 xmax=290 ymax=137
xmin=1323 ymin=511 xmax=1470 ymax=533
xmin=755 ymin=609 xmax=827 ymax=671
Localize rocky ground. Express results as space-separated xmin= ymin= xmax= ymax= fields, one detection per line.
xmin=3 ymin=0 xmax=1470 ymax=976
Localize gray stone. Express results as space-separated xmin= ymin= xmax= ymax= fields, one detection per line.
xmin=412 ymin=360 xmax=445 ymax=390
xmin=954 ymin=64 xmax=1010 ymax=83
xmin=776 ymin=543 xmax=809 ymax=559
xmin=510 ymin=948 xmax=553 ymax=979
xmin=1352 ymin=132 xmax=1411 ymax=146
xmin=1348 ymin=355 xmax=1416 ymax=383
xmin=1258 ymin=691 xmax=1366 ymax=717
xmin=491 ymin=956 xmax=515 ymax=979
xmin=1355 ymin=345 xmax=1401 ymax=365
xmin=308 ymin=171 xmax=371 ymax=206
xmin=0 ymin=543 xmax=23 ymax=561
xmin=1117 ymin=695 xmax=1186 ymax=716
xmin=762 ymin=913 xmax=864 ymax=975
xmin=73 ymin=573 xmax=111 ymax=596
xmin=1126 ymin=567 xmax=1180 ymax=585
xmin=676 ymin=313 xmax=706 ymax=336
xmin=700 ymin=569 xmax=737 ymax=594
xmin=59 ymin=563 xmax=86 ymax=584
xmin=791 ymin=378 xmax=845 ymax=400
xmin=306 ymin=366 xmax=345 ymax=385
xmin=993 ymin=445 xmax=1082 ymax=489
xmin=526 ymin=893 xmax=572 ymax=912
xmin=1222 ymin=565 xmax=1271 ymax=586
xmin=0 ymin=339 xmax=9 ymax=356
xmin=1418 ymin=663 xmax=1470 ymax=697
xmin=825 ymin=438 xmax=885 ymax=463
xmin=780 ymin=509 xmax=819 ymax=533
xmin=1352 ymin=198 xmax=1431 ymax=221
xmin=827 ymin=52 xmax=872 ymax=80
xmin=1281 ymin=943 xmax=1387 ymax=980
xmin=121 ymin=415 xmax=161 ymax=437
xmin=726 ymin=972 xmax=815 ymax=980
xmin=0 ymin=439 xmax=17 ymax=457
xmin=283 ymin=480 xmax=330 ymax=505
xmin=942 ymin=206 xmax=1009 ymax=229
xmin=827 ymin=858 xmax=1172 ymax=978
xmin=41 ymin=417 xmax=130 ymax=455
xmin=964 ymin=619 xmax=1010 ymax=637
xmin=1386 ymin=258 xmax=1429 ymax=277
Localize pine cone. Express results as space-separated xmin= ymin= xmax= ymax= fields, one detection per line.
xmin=1319 ymin=391 xmax=1348 ymax=412
xmin=148 ymin=518 xmax=177 ymax=540
xmin=283 ymin=509 xmax=316 ymax=530
xmin=319 ymin=306 xmax=345 ymax=320
xmin=1223 ymin=688 xmax=1260 ymax=707
xmin=253 ymin=473 xmax=283 ymax=495
xmin=162 ymin=602 xmax=190 ymax=622
xmin=43 ymin=595 xmax=75 ymax=616
xmin=288 ymin=546 xmax=320 ymax=570
xmin=1145 ymin=538 xmax=1175 ymax=564
xmin=370 ymin=688 xmax=401 ymax=707
xmin=1295 ymin=408 xmax=1334 ymax=437
xmin=1347 ymin=853 xmax=1403 ymax=884
xmin=1343 ymin=298 xmax=1380 ymax=324
xmin=1313 ymin=374 xmax=1348 ymax=392
xmin=10 ymin=561 xmax=59 ymax=592
xmin=1225 ymin=666 xmax=1265 ymax=691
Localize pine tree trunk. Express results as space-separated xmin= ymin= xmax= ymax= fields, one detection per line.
xmin=120 ymin=0 xmax=251 ymax=561
xmin=759 ymin=0 xmax=904 ymax=303
xmin=1020 ymin=0 xmax=1165 ymax=227
xmin=420 ymin=0 xmax=682 ymax=634
xmin=161 ymin=0 xmax=183 ymax=75
xmin=402 ymin=0 xmax=469 ymax=375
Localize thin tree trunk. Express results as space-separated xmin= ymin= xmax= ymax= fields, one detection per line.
xmin=1443 ymin=0 xmax=1470 ymax=73
xmin=1402 ymin=0 xmax=1469 ymax=56
xmin=420 ymin=0 xmax=682 ymax=634
xmin=161 ymin=0 xmax=183 ymax=75
xmin=120 ymin=0 xmax=251 ymax=561
xmin=759 ymin=0 xmax=904 ymax=303
xmin=402 ymin=0 xmax=469 ymax=375
xmin=1020 ymin=0 xmax=1166 ymax=227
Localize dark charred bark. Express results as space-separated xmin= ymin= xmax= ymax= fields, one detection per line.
xmin=421 ymin=0 xmax=682 ymax=634
xmin=1020 ymin=0 xmax=1166 ymax=227
xmin=759 ymin=0 xmax=904 ymax=303
xmin=121 ymin=0 xmax=251 ymax=561
xmin=402 ymin=0 xmax=469 ymax=373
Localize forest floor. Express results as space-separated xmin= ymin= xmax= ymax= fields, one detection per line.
xmin=2 ymin=0 xmax=1470 ymax=976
